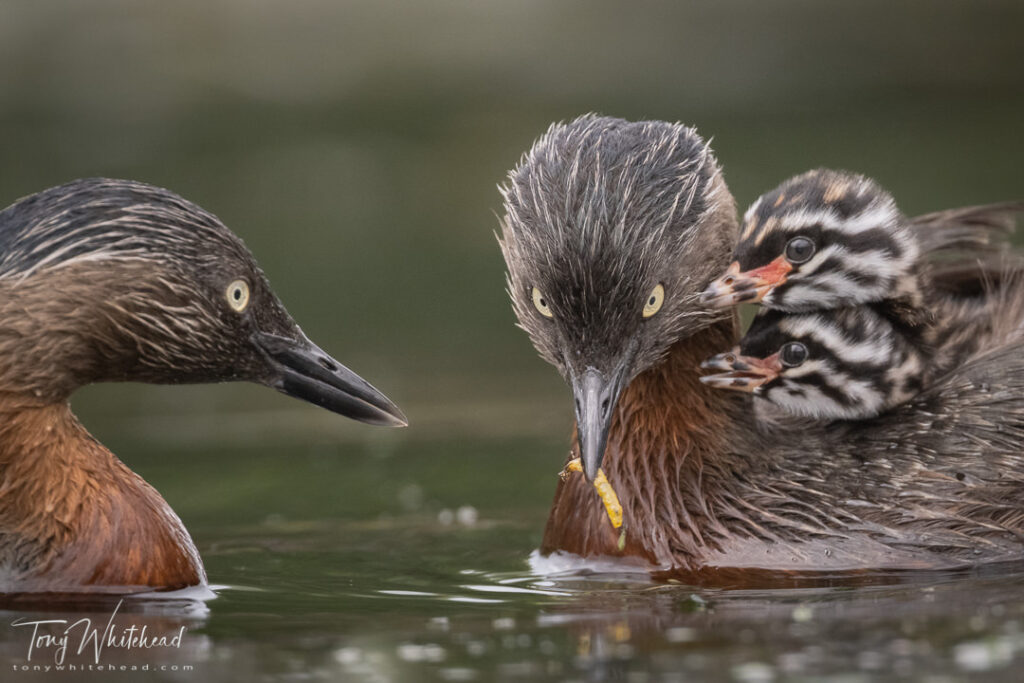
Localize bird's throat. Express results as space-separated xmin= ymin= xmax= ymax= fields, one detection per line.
xmin=540 ymin=317 xmax=743 ymax=569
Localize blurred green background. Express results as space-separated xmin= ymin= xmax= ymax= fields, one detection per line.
xmin=2 ymin=3 xmax=1023 ymax=679
xmin=1 ymin=0 xmax=1020 ymax=447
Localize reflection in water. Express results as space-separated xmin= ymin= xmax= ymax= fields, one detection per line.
xmin=0 ymin=0 xmax=1020 ymax=679
xmin=3 ymin=439 xmax=1024 ymax=680
xmin=353 ymin=564 xmax=1024 ymax=682
xmin=0 ymin=439 xmax=1023 ymax=680
xmin=0 ymin=592 xmax=211 ymax=680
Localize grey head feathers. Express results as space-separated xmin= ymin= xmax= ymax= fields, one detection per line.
xmin=498 ymin=114 xmax=742 ymax=479
xmin=0 ymin=178 xmax=255 ymax=283
xmin=499 ymin=114 xmax=736 ymax=381
xmin=0 ymin=178 xmax=294 ymax=390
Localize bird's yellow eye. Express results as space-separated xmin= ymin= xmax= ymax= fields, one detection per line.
xmin=226 ymin=279 xmax=250 ymax=312
xmin=643 ymin=284 xmax=665 ymax=318
xmin=532 ymin=287 xmax=553 ymax=318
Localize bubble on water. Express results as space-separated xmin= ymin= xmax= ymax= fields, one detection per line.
xmin=396 ymin=643 xmax=446 ymax=663
xmin=457 ymin=506 xmax=479 ymax=525
xmin=791 ymin=605 xmax=813 ymax=623
xmin=954 ymin=638 xmax=1014 ymax=671
xmin=428 ymin=616 xmax=450 ymax=632
xmin=438 ymin=509 xmax=455 ymax=525
xmin=492 ymin=617 xmax=516 ymax=631
xmin=731 ymin=661 xmax=775 ymax=683
xmin=438 ymin=667 xmax=478 ymax=682
xmin=665 ymin=627 xmax=696 ymax=643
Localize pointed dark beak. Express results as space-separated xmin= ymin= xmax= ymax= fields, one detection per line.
xmin=572 ymin=366 xmax=627 ymax=482
xmin=253 ymin=331 xmax=407 ymax=427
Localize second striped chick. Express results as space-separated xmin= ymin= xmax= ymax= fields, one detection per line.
xmin=700 ymin=305 xmax=929 ymax=420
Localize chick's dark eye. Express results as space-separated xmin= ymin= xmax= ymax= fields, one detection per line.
xmin=785 ymin=236 xmax=815 ymax=264
xmin=780 ymin=341 xmax=808 ymax=367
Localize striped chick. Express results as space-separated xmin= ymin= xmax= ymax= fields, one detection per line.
xmin=700 ymin=169 xmax=1018 ymax=319
xmin=700 ymin=305 xmax=928 ymax=420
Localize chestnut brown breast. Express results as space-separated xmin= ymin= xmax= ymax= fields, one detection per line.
xmin=0 ymin=397 xmax=204 ymax=593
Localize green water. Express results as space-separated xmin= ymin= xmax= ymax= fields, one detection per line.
xmin=5 ymin=436 xmax=1024 ymax=681
xmin=1 ymin=0 xmax=1023 ymax=680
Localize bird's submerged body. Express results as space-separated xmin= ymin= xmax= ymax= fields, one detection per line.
xmin=501 ymin=115 xmax=1024 ymax=582
xmin=0 ymin=178 xmax=405 ymax=595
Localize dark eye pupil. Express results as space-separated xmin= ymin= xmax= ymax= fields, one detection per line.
xmin=539 ymin=298 xmax=546 ymax=307
xmin=233 ymin=289 xmax=241 ymax=300
xmin=781 ymin=342 xmax=808 ymax=367
xmin=649 ymin=297 xmax=656 ymax=305
xmin=785 ymin=237 xmax=815 ymax=263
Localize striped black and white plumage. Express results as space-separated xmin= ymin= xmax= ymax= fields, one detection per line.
xmin=700 ymin=168 xmax=1018 ymax=321
xmin=701 ymin=306 xmax=929 ymax=420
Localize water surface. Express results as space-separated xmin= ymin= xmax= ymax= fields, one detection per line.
xmin=1 ymin=1 xmax=1022 ymax=680
xmin=4 ymin=434 xmax=1024 ymax=682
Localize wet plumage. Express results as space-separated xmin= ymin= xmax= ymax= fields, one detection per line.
xmin=499 ymin=115 xmax=1024 ymax=578
xmin=699 ymin=170 xmax=1021 ymax=421
xmin=700 ymin=168 xmax=1019 ymax=326
xmin=701 ymin=305 xmax=932 ymax=420
xmin=0 ymin=178 xmax=406 ymax=594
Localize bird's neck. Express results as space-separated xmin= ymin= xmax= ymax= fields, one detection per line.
xmin=0 ymin=394 xmax=204 ymax=593
xmin=0 ymin=274 xmax=96 ymax=401
xmin=541 ymin=316 xmax=743 ymax=568
xmin=0 ymin=265 xmax=159 ymax=402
